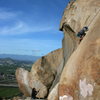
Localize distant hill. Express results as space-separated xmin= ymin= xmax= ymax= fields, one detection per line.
xmin=0 ymin=57 xmax=33 ymax=66
xmin=0 ymin=54 xmax=40 ymax=62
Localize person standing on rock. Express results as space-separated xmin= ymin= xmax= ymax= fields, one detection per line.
xmin=31 ymin=88 xmax=38 ymax=99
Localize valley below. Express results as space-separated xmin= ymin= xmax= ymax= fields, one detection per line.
xmin=0 ymin=58 xmax=33 ymax=99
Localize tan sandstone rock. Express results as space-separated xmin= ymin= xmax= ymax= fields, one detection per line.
xmin=29 ymin=48 xmax=63 ymax=98
xmin=16 ymin=68 xmax=32 ymax=97
xmin=60 ymin=0 xmax=100 ymax=64
xmin=48 ymin=83 xmax=59 ymax=100
xmin=16 ymin=48 xmax=63 ymax=98
xmin=48 ymin=0 xmax=100 ymax=100
xmin=58 ymin=0 xmax=100 ymax=100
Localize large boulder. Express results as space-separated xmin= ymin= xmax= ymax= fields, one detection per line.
xmin=16 ymin=68 xmax=32 ymax=96
xmin=29 ymin=48 xmax=63 ymax=98
xmin=16 ymin=48 xmax=63 ymax=98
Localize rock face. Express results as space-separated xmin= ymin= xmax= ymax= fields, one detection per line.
xmin=59 ymin=15 xmax=100 ymax=100
xmin=48 ymin=0 xmax=100 ymax=100
xmin=58 ymin=0 xmax=100 ymax=100
xmin=29 ymin=48 xmax=63 ymax=98
xmin=60 ymin=0 xmax=100 ymax=64
xmin=48 ymin=83 xmax=59 ymax=100
xmin=16 ymin=48 xmax=63 ymax=98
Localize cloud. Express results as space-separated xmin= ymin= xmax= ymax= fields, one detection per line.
xmin=0 ymin=8 xmax=57 ymax=35
xmin=0 ymin=21 xmax=54 ymax=35
xmin=0 ymin=21 xmax=23 ymax=34
xmin=0 ymin=8 xmax=18 ymax=20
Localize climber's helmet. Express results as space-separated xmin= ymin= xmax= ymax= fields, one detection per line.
xmin=83 ymin=26 xmax=88 ymax=32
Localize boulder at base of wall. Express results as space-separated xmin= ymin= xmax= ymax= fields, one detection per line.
xmin=29 ymin=48 xmax=63 ymax=98
xmin=16 ymin=68 xmax=32 ymax=96
xmin=16 ymin=48 xmax=63 ymax=99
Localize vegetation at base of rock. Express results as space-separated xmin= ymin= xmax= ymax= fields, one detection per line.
xmin=0 ymin=58 xmax=33 ymax=98
xmin=0 ymin=86 xmax=22 ymax=99
xmin=0 ymin=58 xmax=33 ymax=84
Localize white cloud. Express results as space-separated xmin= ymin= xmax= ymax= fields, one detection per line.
xmin=0 ymin=8 xmax=57 ymax=35
xmin=0 ymin=21 xmax=54 ymax=35
xmin=0 ymin=8 xmax=18 ymax=20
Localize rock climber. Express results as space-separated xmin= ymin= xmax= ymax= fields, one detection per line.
xmin=77 ymin=26 xmax=88 ymax=42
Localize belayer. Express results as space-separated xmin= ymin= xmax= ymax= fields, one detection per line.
xmin=31 ymin=88 xmax=38 ymax=99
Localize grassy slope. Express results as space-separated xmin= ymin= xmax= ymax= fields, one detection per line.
xmin=0 ymin=86 xmax=21 ymax=98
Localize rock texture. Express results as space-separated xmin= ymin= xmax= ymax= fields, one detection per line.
xmin=60 ymin=0 xmax=100 ymax=64
xmin=16 ymin=68 xmax=32 ymax=96
xmin=48 ymin=0 xmax=100 ymax=100
xmin=29 ymin=48 xmax=63 ymax=98
xmin=48 ymin=83 xmax=59 ymax=100
xmin=58 ymin=0 xmax=100 ymax=100
xmin=16 ymin=48 xmax=63 ymax=98
xmin=59 ymin=13 xmax=100 ymax=100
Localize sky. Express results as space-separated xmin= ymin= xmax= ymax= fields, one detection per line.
xmin=0 ymin=0 xmax=69 ymax=56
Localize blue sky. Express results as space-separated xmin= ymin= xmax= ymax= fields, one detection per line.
xmin=0 ymin=0 xmax=69 ymax=56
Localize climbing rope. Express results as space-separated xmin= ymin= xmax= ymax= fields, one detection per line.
xmin=76 ymin=8 xmax=100 ymax=39
xmin=87 ymin=8 xmax=100 ymax=27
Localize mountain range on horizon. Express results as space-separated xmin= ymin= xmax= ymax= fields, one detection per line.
xmin=0 ymin=54 xmax=40 ymax=62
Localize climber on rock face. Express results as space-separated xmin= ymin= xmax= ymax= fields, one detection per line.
xmin=77 ymin=26 xmax=88 ymax=42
